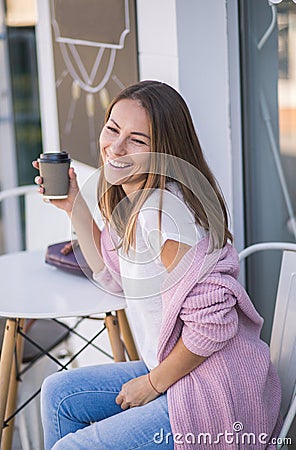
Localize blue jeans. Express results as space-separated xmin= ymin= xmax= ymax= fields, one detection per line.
xmin=40 ymin=361 xmax=173 ymax=449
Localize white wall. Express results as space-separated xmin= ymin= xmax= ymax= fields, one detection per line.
xmin=137 ymin=0 xmax=244 ymax=249
xmin=136 ymin=0 xmax=179 ymax=88
xmin=35 ymin=0 xmax=59 ymax=153
xmin=176 ymin=1 xmax=232 ymax=199
xmin=175 ymin=0 xmax=244 ymax=248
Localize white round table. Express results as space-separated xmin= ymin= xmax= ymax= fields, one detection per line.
xmin=0 ymin=250 xmax=137 ymax=448
xmin=0 ymin=250 xmax=126 ymax=318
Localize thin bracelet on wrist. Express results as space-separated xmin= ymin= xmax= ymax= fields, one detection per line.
xmin=147 ymin=371 xmax=163 ymax=395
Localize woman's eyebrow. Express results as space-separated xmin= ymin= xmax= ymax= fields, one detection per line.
xmin=110 ymin=118 xmax=150 ymax=140
xmin=110 ymin=118 xmax=120 ymax=128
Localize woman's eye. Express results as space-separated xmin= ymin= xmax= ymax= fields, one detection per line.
xmin=131 ymin=138 xmax=149 ymax=146
xmin=106 ymin=126 xmax=118 ymax=133
xmin=132 ymin=139 xmax=146 ymax=145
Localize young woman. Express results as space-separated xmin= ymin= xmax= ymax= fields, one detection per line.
xmin=34 ymin=81 xmax=281 ymax=449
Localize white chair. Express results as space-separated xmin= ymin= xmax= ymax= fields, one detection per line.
xmin=239 ymin=242 xmax=296 ymax=450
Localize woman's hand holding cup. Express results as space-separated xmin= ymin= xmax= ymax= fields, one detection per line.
xmin=32 ymin=157 xmax=80 ymax=214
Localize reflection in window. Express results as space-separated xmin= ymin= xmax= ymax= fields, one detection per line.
xmin=278 ymin=3 xmax=296 ymax=220
xmin=50 ymin=0 xmax=138 ymax=167
xmin=278 ymin=7 xmax=289 ymax=79
xmin=7 ymin=27 xmax=42 ymax=186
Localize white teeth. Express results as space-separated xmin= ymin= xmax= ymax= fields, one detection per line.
xmin=109 ymin=159 xmax=132 ymax=169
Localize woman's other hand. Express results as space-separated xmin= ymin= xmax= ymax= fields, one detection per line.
xmin=32 ymin=160 xmax=80 ymax=214
xmin=115 ymin=374 xmax=160 ymax=410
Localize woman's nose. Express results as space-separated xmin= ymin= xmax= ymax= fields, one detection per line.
xmin=109 ymin=137 xmax=126 ymax=156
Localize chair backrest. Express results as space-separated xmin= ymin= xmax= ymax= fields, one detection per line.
xmin=239 ymin=243 xmax=296 ymax=446
xmin=25 ymin=190 xmax=71 ymax=250
xmin=0 ymin=185 xmax=71 ymax=252
xmin=269 ymin=250 xmax=296 ymax=418
xmin=0 ymin=160 xmax=101 ymax=252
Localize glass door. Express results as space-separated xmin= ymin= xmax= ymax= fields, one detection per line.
xmin=239 ymin=0 xmax=296 ymax=342
xmin=278 ymin=2 xmax=296 ymax=228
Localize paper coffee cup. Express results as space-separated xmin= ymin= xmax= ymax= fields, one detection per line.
xmin=38 ymin=152 xmax=71 ymax=199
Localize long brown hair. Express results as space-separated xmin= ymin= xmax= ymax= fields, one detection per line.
xmin=98 ymin=80 xmax=233 ymax=252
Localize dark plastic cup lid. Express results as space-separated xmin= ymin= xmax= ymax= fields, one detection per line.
xmin=38 ymin=151 xmax=70 ymax=163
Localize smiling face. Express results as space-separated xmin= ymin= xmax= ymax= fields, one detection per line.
xmin=99 ymin=99 xmax=151 ymax=195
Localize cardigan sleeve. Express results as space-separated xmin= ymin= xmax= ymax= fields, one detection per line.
xmin=179 ymin=279 xmax=239 ymax=357
xmin=92 ymin=225 xmax=123 ymax=294
xmin=92 ymin=266 xmax=123 ymax=293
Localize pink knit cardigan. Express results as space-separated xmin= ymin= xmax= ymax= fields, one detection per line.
xmin=99 ymin=228 xmax=282 ymax=449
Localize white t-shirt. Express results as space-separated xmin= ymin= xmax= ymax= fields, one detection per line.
xmin=118 ymin=183 xmax=207 ymax=369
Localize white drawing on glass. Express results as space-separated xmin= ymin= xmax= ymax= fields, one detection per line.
xmin=51 ymin=0 xmax=130 ymax=157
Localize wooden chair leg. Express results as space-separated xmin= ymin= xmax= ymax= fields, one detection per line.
xmin=117 ymin=309 xmax=139 ymax=361
xmin=104 ymin=313 xmax=126 ymax=362
xmin=1 ymin=319 xmax=25 ymax=450
xmin=0 ymin=319 xmax=18 ymax=445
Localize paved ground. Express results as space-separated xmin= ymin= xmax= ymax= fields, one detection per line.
xmin=11 ymin=429 xmax=22 ymax=450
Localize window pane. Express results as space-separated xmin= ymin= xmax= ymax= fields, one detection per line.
xmin=278 ymin=3 xmax=296 ymax=236
xmin=7 ymin=26 xmax=42 ymax=185
xmin=239 ymin=0 xmax=296 ymax=342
